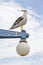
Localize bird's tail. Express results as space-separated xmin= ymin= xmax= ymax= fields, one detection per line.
xmin=9 ymin=25 xmax=18 ymax=30
xmin=9 ymin=26 xmax=14 ymax=30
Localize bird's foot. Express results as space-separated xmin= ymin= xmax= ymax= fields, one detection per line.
xmin=21 ymin=29 xmax=26 ymax=32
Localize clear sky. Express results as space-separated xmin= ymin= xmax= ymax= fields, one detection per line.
xmin=0 ymin=0 xmax=43 ymax=65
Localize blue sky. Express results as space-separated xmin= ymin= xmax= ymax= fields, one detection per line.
xmin=15 ymin=0 xmax=43 ymax=14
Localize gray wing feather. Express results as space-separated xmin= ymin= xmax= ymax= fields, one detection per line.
xmin=13 ymin=17 xmax=23 ymax=25
xmin=10 ymin=16 xmax=23 ymax=29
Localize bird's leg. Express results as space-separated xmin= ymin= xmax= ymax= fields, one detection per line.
xmin=20 ymin=26 xmax=24 ymax=31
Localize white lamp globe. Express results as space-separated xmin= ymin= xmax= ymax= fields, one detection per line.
xmin=16 ymin=39 xmax=30 ymax=56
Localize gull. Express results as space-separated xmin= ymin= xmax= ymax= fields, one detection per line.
xmin=10 ymin=10 xmax=27 ymax=31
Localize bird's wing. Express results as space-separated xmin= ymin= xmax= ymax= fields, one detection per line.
xmin=13 ymin=16 xmax=24 ymax=26
xmin=10 ymin=16 xmax=24 ymax=29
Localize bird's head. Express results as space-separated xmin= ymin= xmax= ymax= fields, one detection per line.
xmin=17 ymin=9 xmax=28 ymax=14
xmin=21 ymin=10 xmax=28 ymax=13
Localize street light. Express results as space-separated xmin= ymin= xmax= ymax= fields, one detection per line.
xmin=0 ymin=29 xmax=30 ymax=56
xmin=16 ymin=39 xmax=30 ymax=56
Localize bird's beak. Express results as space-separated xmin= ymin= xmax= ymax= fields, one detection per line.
xmin=17 ymin=9 xmax=24 ymax=11
xmin=21 ymin=10 xmax=24 ymax=12
xmin=17 ymin=10 xmax=22 ymax=12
